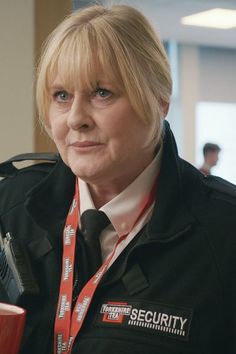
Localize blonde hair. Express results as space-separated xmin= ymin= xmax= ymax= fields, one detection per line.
xmin=36 ymin=3 xmax=172 ymax=144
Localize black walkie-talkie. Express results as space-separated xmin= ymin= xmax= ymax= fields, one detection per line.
xmin=0 ymin=229 xmax=39 ymax=305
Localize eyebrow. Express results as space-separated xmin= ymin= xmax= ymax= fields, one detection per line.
xmin=50 ymin=84 xmax=65 ymax=90
xmin=49 ymin=76 xmax=118 ymax=94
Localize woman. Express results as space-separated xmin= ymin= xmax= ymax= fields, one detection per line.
xmin=0 ymin=3 xmax=236 ymax=354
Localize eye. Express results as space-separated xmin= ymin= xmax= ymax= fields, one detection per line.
xmin=95 ymin=88 xmax=112 ymax=99
xmin=53 ymin=90 xmax=72 ymax=102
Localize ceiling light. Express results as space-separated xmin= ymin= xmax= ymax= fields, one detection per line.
xmin=181 ymin=8 xmax=236 ymax=29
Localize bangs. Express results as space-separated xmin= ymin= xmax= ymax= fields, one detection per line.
xmin=46 ymin=25 xmax=123 ymax=93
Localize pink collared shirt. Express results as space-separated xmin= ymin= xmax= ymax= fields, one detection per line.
xmin=79 ymin=145 xmax=162 ymax=267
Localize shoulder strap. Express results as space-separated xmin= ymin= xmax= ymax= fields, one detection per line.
xmin=0 ymin=152 xmax=59 ymax=178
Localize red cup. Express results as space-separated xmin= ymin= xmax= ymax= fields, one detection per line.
xmin=0 ymin=302 xmax=26 ymax=354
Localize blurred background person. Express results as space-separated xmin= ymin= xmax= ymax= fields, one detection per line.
xmin=199 ymin=142 xmax=221 ymax=175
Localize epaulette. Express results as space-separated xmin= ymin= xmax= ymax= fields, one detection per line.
xmin=203 ymin=175 xmax=236 ymax=198
xmin=0 ymin=152 xmax=59 ymax=178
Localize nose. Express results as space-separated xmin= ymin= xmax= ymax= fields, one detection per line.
xmin=67 ymin=93 xmax=94 ymax=131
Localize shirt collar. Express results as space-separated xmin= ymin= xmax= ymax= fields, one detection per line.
xmin=79 ymin=144 xmax=162 ymax=237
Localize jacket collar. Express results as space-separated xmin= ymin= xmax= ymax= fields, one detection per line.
xmin=146 ymin=121 xmax=197 ymax=242
xmin=25 ymin=121 xmax=199 ymax=246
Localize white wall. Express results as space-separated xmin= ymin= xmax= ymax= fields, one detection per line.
xmin=0 ymin=0 xmax=34 ymax=162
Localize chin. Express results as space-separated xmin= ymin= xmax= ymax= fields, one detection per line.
xmin=69 ymin=165 xmax=100 ymax=182
xmin=70 ymin=165 xmax=86 ymax=178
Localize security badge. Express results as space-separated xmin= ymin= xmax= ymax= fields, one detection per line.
xmin=95 ymin=299 xmax=193 ymax=341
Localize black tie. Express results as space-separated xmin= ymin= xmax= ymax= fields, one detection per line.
xmin=80 ymin=209 xmax=110 ymax=277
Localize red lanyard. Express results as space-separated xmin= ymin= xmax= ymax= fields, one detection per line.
xmin=54 ymin=179 xmax=157 ymax=354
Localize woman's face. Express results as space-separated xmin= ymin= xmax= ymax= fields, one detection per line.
xmin=48 ymin=72 xmax=156 ymax=190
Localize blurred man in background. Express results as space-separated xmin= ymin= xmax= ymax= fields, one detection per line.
xmin=199 ymin=142 xmax=221 ymax=175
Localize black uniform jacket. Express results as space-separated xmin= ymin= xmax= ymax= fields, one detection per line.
xmin=0 ymin=123 xmax=236 ymax=354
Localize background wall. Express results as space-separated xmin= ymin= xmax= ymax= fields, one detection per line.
xmin=199 ymin=47 xmax=236 ymax=103
xmin=0 ymin=0 xmax=71 ymax=163
xmin=0 ymin=0 xmax=34 ymax=162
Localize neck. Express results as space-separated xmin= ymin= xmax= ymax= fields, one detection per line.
xmin=88 ymin=154 xmax=156 ymax=209
xmin=202 ymin=162 xmax=211 ymax=171
xmin=88 ymin=183 xmax=123 ymax=209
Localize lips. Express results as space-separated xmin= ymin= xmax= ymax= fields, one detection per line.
xmin=69 ymin=141 xmax=102 ymax=148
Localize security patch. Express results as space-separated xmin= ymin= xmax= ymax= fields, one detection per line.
xmin=95 ymin=300 xmax=193 ymax=341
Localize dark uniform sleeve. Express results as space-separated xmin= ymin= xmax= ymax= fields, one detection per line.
xmin=0 ymin=153 xmax=58 ymax=304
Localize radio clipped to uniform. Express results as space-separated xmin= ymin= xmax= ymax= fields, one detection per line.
xmin=0 ymin=229 xmax=39 ymax=305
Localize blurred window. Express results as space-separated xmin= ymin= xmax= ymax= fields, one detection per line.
xmin=196 ymin=101 xmax=236 ymax=184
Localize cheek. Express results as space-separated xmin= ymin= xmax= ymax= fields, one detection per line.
xmin=51 ymin=123 xmax=65 ymax=141
xmin=48 ymin=107 xmax=63 ymax=139
xmin=49 ymin=115 xmax=67 ymax=142
xmin=50 ymin=121 xmax=68 ymax=161
xmin=105 ymin=115 xmax=147 ymax=151
xmin=103 ymin=107 xmax=133 ymax=138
